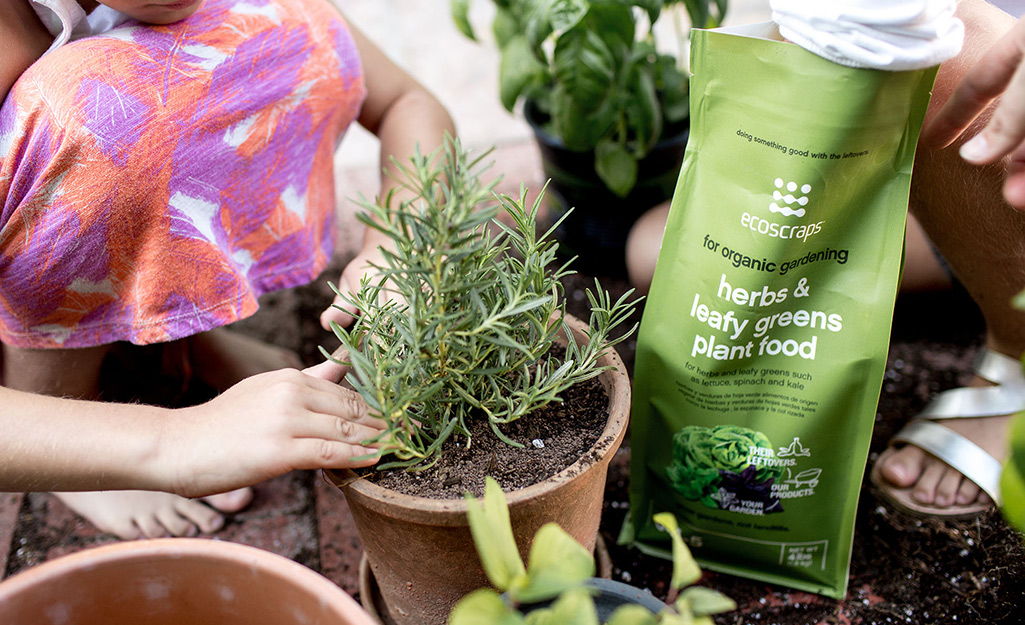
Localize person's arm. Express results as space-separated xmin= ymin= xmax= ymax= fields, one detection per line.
xmin=0 ymin=361 xmax=385 ymax=496
xmin=0 ymin=0 xmax=52 ymax=103
xmin=921 ymin=0 xmax=1025 ymax=207
xmin=319 ymin=19 xmax=457 ymax=331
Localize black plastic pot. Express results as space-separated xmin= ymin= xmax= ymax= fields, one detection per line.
xmin=525 ymin=100 xmax=689 ymax=277
xmin=519 ymin=577 xmax=667 ymax=621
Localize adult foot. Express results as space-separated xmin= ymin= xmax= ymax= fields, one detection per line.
xmin=876 ymin=408 xmax=1011 ymax=510
xmin=873 ymin=349 xmax=1022 ymax=517
xmin=53 ymin=487 xmax=254 ymax=539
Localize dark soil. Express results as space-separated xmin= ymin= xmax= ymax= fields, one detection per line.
xmin=367 ymin=375 xmax=608 ymax=499
xmin=23 ymin=253 xmax=1023 ymax=624
xmin=320 ymin=262 xmax=1025 ymax=624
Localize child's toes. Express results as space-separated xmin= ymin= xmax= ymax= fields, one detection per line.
xmin=156 ymin=507 xmax=199 ymax=537
xmin=175 ymin=499 xmax=225 ymax=534
xmin=202 ymin=487 xmax=254 ymax=513
xmin=134 ymin=514 xmax=171 ymax=539
xmin=101 ymin=516 xmax=144 ymax=541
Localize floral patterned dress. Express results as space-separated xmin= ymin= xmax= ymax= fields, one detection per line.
xmin=0 ymin=0 xmax=366 ymax=348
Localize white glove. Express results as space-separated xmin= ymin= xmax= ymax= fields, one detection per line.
xmin=770 ymin=0 xmax=964 ymax=70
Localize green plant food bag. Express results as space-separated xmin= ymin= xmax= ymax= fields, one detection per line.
xmin=622 ymin=23 xmax=937 ymax=599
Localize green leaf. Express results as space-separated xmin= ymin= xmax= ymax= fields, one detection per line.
xmin=553 ymin=27 xmax=614 ymax=113
xmin=550 ymin=85 xmax=616 ymax=150
xmin=466 ymin=477 xmax=527 ymax=591
xmin=710 ymin=0 xmax=729 ymax=28
xmin=681 ymin=0 xmax=710 ymax=28
xmin=586 ymin=4 xmax=635 ymax=50
xmin=655 ymin=55 xmax=690 ymax=124
xmin=493 ymin=7 xmax=520 ymax=49
xmin=543 ymin=587 xmax=601 ymax=625
xmin=606 ymin=604 xmax=660 ymax=625
xmin=449 ymin=589 xmax=526 ymax=625
xmin=517 ymin=523 xmax=595 ymax=603
xmin=1001 ymin=413 xmax=1025 ymax=532
xmin=451 ymin=0 xmax=475 ymax=40
xmin=677 ymin=586 xmax=737 ymax=616
xmin=594 ymin=138 xmax=638 ymax=198
xmin=632 ymin=0 xmax=664 ymax=26
xmin=524 ymin=0 xmax=555 ymax=53
xmin=499 ymin=35 xmax=547 ymax=111
xmin=652 ymin=512 xmax=702 ymax=589
xmin=625 ymin=66 xmax=662 ymax=157
xmin=550 ymin=0 xmax=588 ymax=31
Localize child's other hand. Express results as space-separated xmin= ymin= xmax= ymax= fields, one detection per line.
xmin=320 ymin=246 xmax=383 ymax=331
xmin=163 ymin=364 xmax=385 ymax=499
xmin=320 ymin=232 xmax=403 ymax=331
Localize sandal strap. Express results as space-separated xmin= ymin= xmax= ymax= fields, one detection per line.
xmin=919 ymin=348 xmax=1025 ymax=420
xmin=974 ymin=347 xmax=1025 ymax=386
xmin=892 ymin=420 xmax=1004 ymax=505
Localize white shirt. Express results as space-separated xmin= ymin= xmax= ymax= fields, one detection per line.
xmin=29 ymin=0 xmax=129 ymax=53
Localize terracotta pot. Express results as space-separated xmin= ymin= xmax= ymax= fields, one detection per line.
xmin=0 ymin=538 xmax=375 ymax=625
xmin=324 ymin=314 xmax=631 ymax=625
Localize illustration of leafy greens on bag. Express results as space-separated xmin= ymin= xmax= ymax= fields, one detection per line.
xmin=666 ymin=424 xmax=817 ymax=514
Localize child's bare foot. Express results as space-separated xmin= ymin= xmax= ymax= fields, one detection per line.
xmin=42 ymin=329 xmax=294 ymax=539
xmin=187 ymin=327 xmax=304 ymax=392
xmin=53 ymin=488 xmax=254 ymax=539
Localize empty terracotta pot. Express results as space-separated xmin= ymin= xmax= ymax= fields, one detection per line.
xmin=0 ymin=538 xmax=375 ymax=625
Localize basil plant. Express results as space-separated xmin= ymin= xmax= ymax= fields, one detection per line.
xmin=451 ymin=0 xmax=728 ymax=197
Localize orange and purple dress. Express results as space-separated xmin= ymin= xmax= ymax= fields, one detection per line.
xmin=0 ymin=0 xmax=366 ymax=349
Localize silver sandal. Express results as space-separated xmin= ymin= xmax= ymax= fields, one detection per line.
xmin=871 ymin=347 xmax=1025 ymax=516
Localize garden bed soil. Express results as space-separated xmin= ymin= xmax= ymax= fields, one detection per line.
xmin=8 ymin=259 xmax=1024 ymax=624
xmin=328 ymin=267 xmax=1025 ymax=624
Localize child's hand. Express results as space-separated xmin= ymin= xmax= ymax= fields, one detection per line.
xmin=161 ymin=364 xmax=385 ymax=499
xmin=321 ymin=230 xmax=403 ymax=331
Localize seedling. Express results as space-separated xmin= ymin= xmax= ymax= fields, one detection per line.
xmin=449 ymin=477 xmax=737 ymax=624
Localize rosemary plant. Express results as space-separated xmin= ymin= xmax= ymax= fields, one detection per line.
xmin=324 ymin=137 xmax=637 ymax=470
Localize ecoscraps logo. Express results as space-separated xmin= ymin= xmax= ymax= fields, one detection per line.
xmin=740 ymin=177 xmax=824 ymax=242
xmin=770 ymin=178 xmax=810 ymax=217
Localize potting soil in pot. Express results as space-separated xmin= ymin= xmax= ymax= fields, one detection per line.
xmin=367 ymin=374 xmax=608 ymax=499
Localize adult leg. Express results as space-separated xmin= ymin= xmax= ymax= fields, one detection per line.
xmin=625 ymin=206 xmax=953 ymax=296
xmin=875 ymin=0 xmax=1024 ymax=512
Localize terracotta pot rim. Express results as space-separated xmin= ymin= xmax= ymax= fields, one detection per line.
xmin=324 ymin=313 xmax=631 ymax=523
xmin=0 ymin=538 xmax=360 ymax=614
